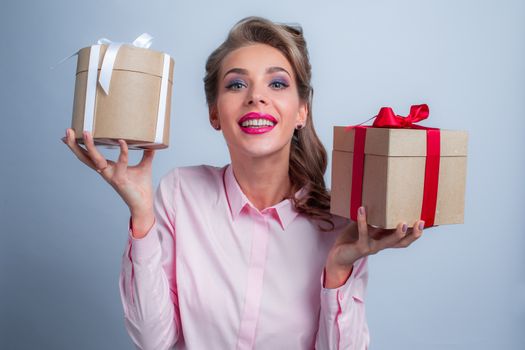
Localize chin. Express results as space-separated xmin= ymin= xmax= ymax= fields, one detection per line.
xmin=225 ymin=129 xmax=292 ymax=159
xmin=240 ymin=141 xmax=290 ymax=159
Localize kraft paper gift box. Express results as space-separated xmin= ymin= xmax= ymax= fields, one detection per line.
xmin=330 ymin=104 xmax=468 ymax=229
xmin=71 ymin=34 xmax=175 ymax=149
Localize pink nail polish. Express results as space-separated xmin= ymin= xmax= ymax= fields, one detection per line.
xmin=402 ymin=224 xmax=408 ymax=233
xmin=419 ymin=221 xmax=425 ymax=230
xmin=358 ymin=207 xmax=365 ymax=216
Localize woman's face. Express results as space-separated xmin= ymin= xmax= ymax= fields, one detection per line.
xmin=212 ymin=43 xmax=307 ymax=160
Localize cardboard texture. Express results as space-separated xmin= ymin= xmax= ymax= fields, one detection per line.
xmin=330 ymin=126 xmax=468 ymax=228
xmin=71 ymin=44 xmax=174 ymax=149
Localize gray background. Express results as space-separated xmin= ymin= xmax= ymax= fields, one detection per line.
xmin=1 ymin=0 xmax=524 ymax=349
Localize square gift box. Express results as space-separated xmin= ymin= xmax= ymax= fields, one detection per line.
xmin=71 ymin=36 xmax=174 ymax=150
xmin=330 ymin=106 xmax=468 ymax=229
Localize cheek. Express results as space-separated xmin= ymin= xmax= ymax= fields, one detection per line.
xmin=274 ymin=95 xmax=302 ymax=122
xmin=216 ymin=92 xmax=244 ymax=117
xmin=215 ymin=100 xmax=233 ymax=122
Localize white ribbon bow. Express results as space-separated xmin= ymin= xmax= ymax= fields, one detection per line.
xmin=97 ymin=33 xmax=154 ymax=94
xmin=52 ymin=33 xmax=154 ymax=95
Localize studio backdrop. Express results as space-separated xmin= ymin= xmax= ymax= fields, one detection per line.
xmin=1 ymin=0 xmax=524 ymax=349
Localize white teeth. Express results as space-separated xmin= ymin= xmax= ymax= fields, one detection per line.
xmin=241 ymin=118 xmax=275 ymax=127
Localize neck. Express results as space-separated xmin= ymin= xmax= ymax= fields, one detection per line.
xmin=230 ymin=147 xmax=292 ymax=211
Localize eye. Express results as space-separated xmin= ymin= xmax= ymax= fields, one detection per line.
xmin=226 ymin=79 xmax=247 ymax=90
xmin=269 ymin=79 xmax=289 ymax=90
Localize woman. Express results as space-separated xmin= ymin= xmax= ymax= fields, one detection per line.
xmin=63 ymin=16 xmax=424 ymax=350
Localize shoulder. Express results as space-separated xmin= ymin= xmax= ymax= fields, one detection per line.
xmin=159 ymin=164 xmax=226 ymax=196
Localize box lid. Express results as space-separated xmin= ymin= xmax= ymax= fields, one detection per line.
xmin=76 ymin=44 xmax=173 ymax=81
xmin=333 ymin=126 xmax=468 ymax=156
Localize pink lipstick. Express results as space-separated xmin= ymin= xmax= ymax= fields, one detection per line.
xmin=238 ymin=112 xmax=278 ymax=135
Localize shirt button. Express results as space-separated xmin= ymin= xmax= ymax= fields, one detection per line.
xmin=338 ymin=293 xmax=344 ymax=301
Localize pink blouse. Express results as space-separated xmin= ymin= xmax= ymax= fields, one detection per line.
xmin=119 ymin=164 xmax=369 ymax=349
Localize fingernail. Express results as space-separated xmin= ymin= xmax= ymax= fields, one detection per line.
xmin=402 ymin=224 xmax=408 ymax=233
xmin=65 ymin=129 xmax=68 ymax=139
xmin=358 ymin=207 xmax=365 ymax=216
xmin=418 ymin=221 xmax=425 ymax=230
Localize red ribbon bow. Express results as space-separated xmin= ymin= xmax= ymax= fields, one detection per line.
xmin=372 ymin=104 xmax=429 ymax=128
xmin=346 ymin=104 xmax=439 ymax=228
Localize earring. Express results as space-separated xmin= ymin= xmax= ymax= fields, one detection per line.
xmin=295 ymin=124 xmax=305 ymax=130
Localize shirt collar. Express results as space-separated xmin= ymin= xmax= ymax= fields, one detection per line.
xmin=222 ymin=164 xmax=305 ymax=230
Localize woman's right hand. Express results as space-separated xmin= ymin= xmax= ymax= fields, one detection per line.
xmin=62 ymin=128 xmax=155 ymax=222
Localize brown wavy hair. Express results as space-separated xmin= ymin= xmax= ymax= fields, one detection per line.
xmin=203 ymin=16 xmax=334 ymax=231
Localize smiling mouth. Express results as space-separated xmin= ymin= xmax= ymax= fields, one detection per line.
xmin=238 ymin=112 xmax=278 ymax=134
xmin=240 ymin=118 xmax=276 ymax=128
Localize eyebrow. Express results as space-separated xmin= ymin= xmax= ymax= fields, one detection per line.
xmin=222 ymin=66 xmax=292 ymax=79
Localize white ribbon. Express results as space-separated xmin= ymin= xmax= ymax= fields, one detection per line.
xmin=83 ymin=45 xmax=100 ymax=136
xmin=154 ymin=53 xmax=170 ymax=144
xmin=97 ymin=33 xmax=153 ymax=94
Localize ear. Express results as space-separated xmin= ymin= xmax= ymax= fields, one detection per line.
xmin=296 ymin=101 xmax=308 ymax=126
xmin=209 ymin=105 xmax=220 ymax=129
xmin=209 ymin=105 xmax=217 ymax=122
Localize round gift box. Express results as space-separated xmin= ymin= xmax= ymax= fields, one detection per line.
xmin=71 ymin=44 xmax=174 ymax=150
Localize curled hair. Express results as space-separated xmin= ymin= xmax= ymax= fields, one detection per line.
xmin=204 ymin=16 xmax=334 ymax=231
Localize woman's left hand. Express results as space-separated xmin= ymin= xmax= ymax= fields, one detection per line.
xmin=324 ymin=206 xmax=425 ymax=288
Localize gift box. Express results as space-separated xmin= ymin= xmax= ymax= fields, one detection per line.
xmin=71 ymin=34 xmax=175 ymax=149
xmin=330 ymin=105 xmax=468 ymax=229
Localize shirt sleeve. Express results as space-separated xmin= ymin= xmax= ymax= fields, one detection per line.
xmin=119 ymin=169 xmax=181 ymax=350
xmin=315 ymin=256 xmax=370 ymax=350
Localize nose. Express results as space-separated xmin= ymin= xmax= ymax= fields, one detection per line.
xmin=245 ymin=86 xmax=268 ymax=106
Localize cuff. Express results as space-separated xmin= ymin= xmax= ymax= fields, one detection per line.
xmin=320 ymin=259 xmax=363 ymax=313
xmin=127 ymin=216 xmax=161 ymax=263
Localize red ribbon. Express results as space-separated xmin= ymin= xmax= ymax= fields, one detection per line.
xmin=350 ymin=127 xmax=367 ymax=222
xmin=347 ymin=104 xmax=440 ymax=227
xmin=421 ymin=129 xmax=440 ymax=227
xmin=372 ymin=104 xmax=429 ymax=128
